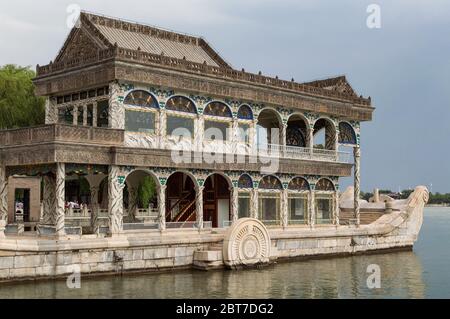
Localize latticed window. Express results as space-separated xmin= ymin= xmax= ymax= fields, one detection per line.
xmin=96 ymin=100 xmax=109 ymax=128
xmin=259 ymin=175 xmax=283 ymax=190
xmin=204 ymin=120 xmax=229 ymax=140
xmin=237 ymin=105 xmax=253 ymax=120
xmin=58 ymin=106 xmax=73 ymax=125
xmin=339 ymin=122 xmax=357 ymax=145
xmin=238 ymin=174 xmax=253 ymax=189
xmin=204 ymin=102 xmax=232 ymax=118
xmin=124 ymin=90 xmax=159 ymax=109
xmin=166 ymin=96 xmax=196 ymax=114
xmin=166 ymin=115 xmax=194 ymax=137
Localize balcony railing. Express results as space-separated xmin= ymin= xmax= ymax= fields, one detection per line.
xmin=261 ymin=144 xmax=351 ymax=163
xmin=0 ymin=124 xmax=124 ymax=147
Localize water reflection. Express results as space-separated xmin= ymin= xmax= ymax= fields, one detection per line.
xmin=4 ymin=208 xmax=450 ymax=299
xmin=0 ymin=250 xmax=425 ymax=299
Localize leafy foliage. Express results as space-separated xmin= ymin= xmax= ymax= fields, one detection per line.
xmin=0 ymin=64 xmax=45 ymax=129
xmin=138 ymin=176 xmax=157 ymax=208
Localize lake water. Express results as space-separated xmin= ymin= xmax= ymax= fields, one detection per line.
xmin=1 ymin=207 xmax=449 ymax=299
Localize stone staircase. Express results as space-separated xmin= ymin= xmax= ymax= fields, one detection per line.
xmin=193 ymin=242 xmax=224 ymax=270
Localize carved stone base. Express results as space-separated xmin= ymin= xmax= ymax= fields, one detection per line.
xmin=223 ymin=218 xmax=271 ymax=269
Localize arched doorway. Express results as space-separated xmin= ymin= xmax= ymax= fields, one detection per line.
xmin=165 ymin=172 xmax=197 ymax=225
xmin=313 ymin=118 xmax=336 ymax=150
xmin=315 ymin=178 xmax=336 ymax=224
xmin=257 ymin=109 xmax=282 ymax=149
xmin=203 ymin=174 xmax=231 ymax=228
xmin=286 ymin=115 xmax=308 ymax=148
xmin=124 ymin=170 xmax=159 ymax=223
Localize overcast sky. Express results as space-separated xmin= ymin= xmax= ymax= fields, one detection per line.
xmin=1 ymin=0 xmax=449 ymax=193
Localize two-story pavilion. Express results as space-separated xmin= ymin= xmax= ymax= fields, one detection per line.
xmin=0 ymin=12 xmax=373 ymax=237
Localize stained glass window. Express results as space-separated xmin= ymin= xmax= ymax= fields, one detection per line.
xmin=204 ymin=102 xmax=232 ymax=118
xmin=288 ymin=177 xmax=310 ymax=191
xmin=339 ymin=122 xmax=357 ymax=145
xmin=315 ymin=178 xmax=335 ymax=191
xmin=166 ymin=96 xmax=197 ymax=114
xmin=237 ymin=105 xmax=253 ymax=120
xmin=124 ymin=90 xmax=159 ymax=108
xmin=259 ymin=175 xmax=283 ymax=190
xmin=238 ymin=174 xmax=253 ymax=189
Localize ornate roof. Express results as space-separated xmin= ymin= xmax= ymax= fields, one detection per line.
xmin=36 ymin=12 xmax=372 ymax=109
xmin=55 ymin=12 xmax=230 ymax=68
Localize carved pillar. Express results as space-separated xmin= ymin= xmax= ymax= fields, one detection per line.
xmin=93 ymin=102 xmax=98 ymax=127
xmin=108 ymin=165 xmax=124 ymax=236
xmin=72 ymin=106 xmax=78 ymax=126
xmin=250 ymin=188 xmax=259 ymax=219
xmin=281 ymin=188 xmax=289 ymax=228
xmin=55 ymin=163 xmax=66 ymax=236
xmin=127 ymin=186 xmax=138 ymax=223
xmin=44 ymin=97 xmax=58 ymax=124
xmin=195 ymin=186 xmax=204 ymax=229
xmin=158 ymin=185 xmax=167 ymax=231
xmin=309 ymin=189 xmax=316 ymax=228
xmin=83 ymin=105 xmax=88 ymax=126
xmin=158 ymin=109 xmax=167 ymax=149
xmin=90 ymin=186 xmax=100 ymax=234
xmin=195 ymin=115 xmax=204 ymax=152
xmin=231 ymin=118 xmax=239 ymax=154
xmin=42 ymin=175 xmax=56 ymax=225
xmin=249 ymin=119 xmax=258 ymax=157
xmin=333 ymin=190 xmax=340 ymax=226
xmin=0 ymin=165 xmax=8 ymax=237
xmin=354 ymin=147 xmax=361 ymax=226
xmin=108 ymin=82 xmax=125 ymax=129
xmin=308 ymin=125 xmax=314 ymax=157
xmin=230 ymin=187 xmax=239 ymax=223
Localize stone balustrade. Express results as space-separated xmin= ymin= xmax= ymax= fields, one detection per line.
xmin=0 ymin=124 xmax=124 ymax=147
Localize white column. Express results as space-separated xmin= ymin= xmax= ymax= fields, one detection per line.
xmin=42 ymin=175 xmax=56 ymax=225
xmin=158 ymin=185 xmax=167 ymax=231
xmin=72 ymin=106 xmax=78 ymax=126
xmin=0 ymin=165 xmax=8 ymax=237
xmin=308 ymin=125 xmax=314 ymax=158
xmin=249 ymin=119 xmax=258 ymax=158
xmin=158 ymin=109 xmax=167 ymax=149
xmin=250 ymin=188 xmax=259 ymax=219
xmin=195 ymin=115 xmax=204 ymax=153
xmin=334 ymin=191 xmax=340 ymax=226
xmin=93 ymin=102 xmax=98 ymax=127
xmin=108 ymin=82 xmax=125 ymax=129
xmin=281 ymin=188 xmax=289 ymax=228
xmin=55 ymin=163 xmax=66 ymax=236
xmin=83 ymin=105 xmax=88 ymax=126
xmin=309 ymin=189 xmax=316 ymax=228
xmin=354 ymin=147 xmax=361 ymax=226
xmin=108 ymin=165 xmax=124 ymax=236
xmin=231 ymin=187 xmax=239 ymax=223
xmin=90 ymin=186 xmax=100 ymax=234
xmin=195 ymin=186 xmax=204 ymax=229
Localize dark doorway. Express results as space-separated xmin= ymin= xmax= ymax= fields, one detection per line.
xmin=14 ymin=188 xmax=30 ymax=222
xmin=203 ymin=174 xmax=230 ymax=228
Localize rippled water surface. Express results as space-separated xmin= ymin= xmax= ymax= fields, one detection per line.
xmin=1 ymin=207 xmax=449 ymax=299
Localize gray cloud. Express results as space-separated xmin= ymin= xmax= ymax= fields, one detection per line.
xmin=1 ymin=0 xmax=449 ymax=192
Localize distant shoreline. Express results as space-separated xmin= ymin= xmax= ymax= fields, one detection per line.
xmin=426 ymin=204 xmax=450 ymax=207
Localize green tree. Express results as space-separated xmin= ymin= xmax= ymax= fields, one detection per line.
xmin=0 ymin=64 xmax=45 ymax=129
xmin=138 ymin=176 xmax=157 ymax=209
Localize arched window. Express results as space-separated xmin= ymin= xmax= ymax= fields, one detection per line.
xmin=288 ymin=177 xmax=310 ymax=191
xmin=204 ymin=102 xmax=232 ymax=118
xmin=313 ymin=118 xmax=336 ymax=150
xmin=165 ymin=96 xmax=196 ymax=137
xmin=339 ymin=122 xmax=357 ymax=145
xmin=238 ymin=174 xmax=253 ymax=189
xmin=124 ymin=90 xmax=159 ymax=108
xmin=259 ymin=175 xmax=283 ymax=190
xmin=237 ymin=105 xmax=253 ymax=120
xmin=315 ymin=178 xmax=335 ymax=191
xmin=166 ymin=96 xmax=197 ymax=114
